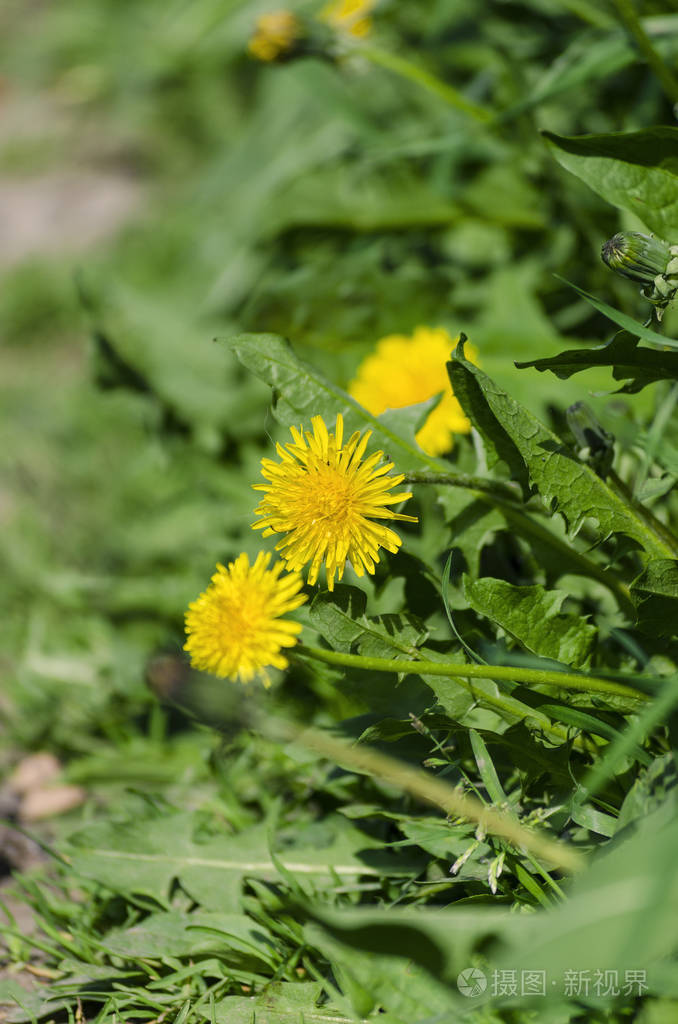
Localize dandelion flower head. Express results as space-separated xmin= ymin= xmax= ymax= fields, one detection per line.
xmin=319 ymin=0 xmax=376 ymax=38
xmin=248 ymin=10 xmax=301 ymax=62
xmin=252 ymin=414 xmax=417 ymax=591
xmin=348 ymin=326 xmax=479 ymax=457
xmin=184 ymin=552 xmax=306 ymax=686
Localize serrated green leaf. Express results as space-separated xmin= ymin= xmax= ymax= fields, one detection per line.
xmin=463 ymin=576 xmax=597 ymax=668
xmin=447 ymin=344 xmax=674 ymax=558
xmin=309 ymin=585 xmax=428 ymax=658
xmin=224 ymin=332 xmax=446 ymax=473
xmin=544 ymin=127 xmax=678 ymax=237
xmin=516 ymin=331 xmax=678 ymax=393
xmin=443 ymin=341 xmax=530 ymax=486
xmin=302 ymin=914 xmax=465 ymax=1021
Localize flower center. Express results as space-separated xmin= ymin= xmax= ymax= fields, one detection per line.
xmin=304 ymin=469 xmax=356 ymax=529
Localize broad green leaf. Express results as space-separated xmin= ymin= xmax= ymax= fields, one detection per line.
xmin=544 ymin=127 xmax=678 ymax=237
xmin=210 ymin=982 xmax=351 ymax=1024
xmin=463 ymin=576 xmax=597 ymax=668
xmin=224 ymin=332 xmax=446 ymax=473
xmin=447 ymin=343 xmax=674 ymax=559
xmin=308 ymin=586 xmax=436 ymax=717
xmin=487 ymin=803 xmax=678 ymax=991
xmin=516 ymin=331 xmax=678 ymax=393
xmin=630 ymin=558 xmax=678 ymax=637
xmin=62 ymin=812 xmax=401 ymax=910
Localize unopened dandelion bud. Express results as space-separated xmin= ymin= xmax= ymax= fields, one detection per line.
xmin=601 ymin=232 xmax=671 ymax=286
xmin=601 ymin=231 xmax=678 ymax=320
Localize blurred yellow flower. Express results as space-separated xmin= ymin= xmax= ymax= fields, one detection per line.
xmin=252 ymin=414 xmax=417 ymax=591
xmin=184 ymin=552 xmax=306 ymax=685
xmin=248 ymin=10 xmax=301 ymax=62
xmin=348 ymin=326 xmax=479 ymax=457
xmin=319 ymin=0 xmax=376 ymax=38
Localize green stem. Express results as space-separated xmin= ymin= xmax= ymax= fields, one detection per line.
xmin=298 ymin=645 xmax=648 ymax=704
xmin=404 ymin=471 xmax=521 ymax=502
xmin=610 ymin=0 xmax=678 ymax=105
xmin=356 ymin=44 xmax=493 ymax=123
xmin=298 ymin=646 xmax=586 ymax=750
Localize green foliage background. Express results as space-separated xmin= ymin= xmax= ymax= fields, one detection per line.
xmin=3 ymin=0 xmax=678 ymax=1021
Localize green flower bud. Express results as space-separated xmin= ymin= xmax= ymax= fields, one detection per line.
xmin=601 ymin=231 xmax=678 ymax=321
xmin=601 ymin=232 xmax=671 ymax=285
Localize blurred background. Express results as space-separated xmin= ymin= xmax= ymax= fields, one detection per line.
xmin=2 ymin=0 xmax=677 ymax=755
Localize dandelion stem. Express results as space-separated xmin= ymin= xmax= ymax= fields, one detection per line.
xmin=298 ymin=644 xmax=649 ymax=705
xmin=356 ymin=44 xmax=493 ymax=123
xmin=404 ymin=471 xmax=520 ymax=501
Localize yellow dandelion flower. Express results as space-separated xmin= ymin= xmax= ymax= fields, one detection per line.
xmin=248 ymin=10 xmax=301 ymax=62
xmin=252 ymin=413 xmax=417 ymax=591
xmin=348 ymin=326 xmax=479 ymax=457
xmin=319 ymin=0 xmax=376 ymax=38
xmin=184 ymin=552 xmax=306 ymax=686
